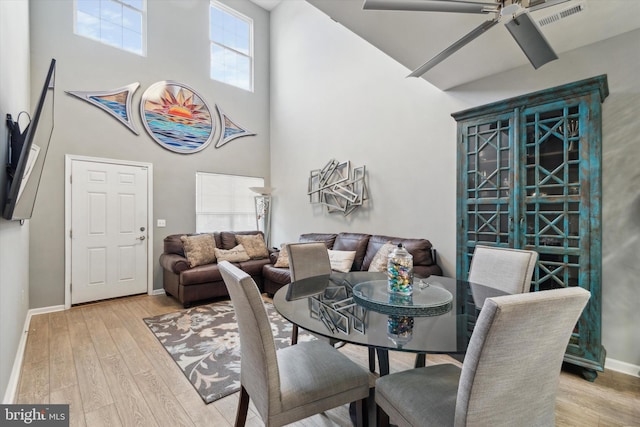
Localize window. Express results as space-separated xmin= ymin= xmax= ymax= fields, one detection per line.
xmin=75 ymin=0 xmax=146 ymax=56
xmin=196 ymin=172 xmax=264 ymax=233
xmin=209 ymin=1 xmax=253 ymax=91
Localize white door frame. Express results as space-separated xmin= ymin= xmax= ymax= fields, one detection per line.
xmin=64 ymin=154 xmax=154 ymax=309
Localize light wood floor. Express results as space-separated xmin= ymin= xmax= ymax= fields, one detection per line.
xmin=16 ymin=293 xmax=640 ymax=427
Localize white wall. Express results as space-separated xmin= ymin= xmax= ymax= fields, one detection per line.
xmin=270 ymin=1 xmax=639 ymax=368
xmin=0 ymin=0 xmax=31 ymax=402
xmin=27 ymin=0 xmax=271 ymax=307
xmin=270 ymin=1 xmax=464 ymax=275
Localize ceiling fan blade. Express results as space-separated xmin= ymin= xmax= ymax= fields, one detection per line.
xmin=505 ymin=12 xmax=558 ymax=69
xmin=407 ymin=18 xmax=500 ymax=78
xmin=363 ymin=0 xmax=499 ymax=14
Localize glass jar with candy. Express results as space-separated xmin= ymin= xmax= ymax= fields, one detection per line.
xmin=387 ymin=243 xmax=413 ymax=295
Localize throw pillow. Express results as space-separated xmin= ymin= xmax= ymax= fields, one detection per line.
xmin=274 ymin=244 xmax=290 ymax=268
xmin=181 ymin=234 xmax=217 ymax=268
xmin=214 ymin=244 xmax=251 ymax=263
xmin=328 ymin=249 xmax=357 ymax=273
xmin=235 ymin=234 xmax=269 ymax=259
xmin=368 ymin=242 xmax=396 ymax=272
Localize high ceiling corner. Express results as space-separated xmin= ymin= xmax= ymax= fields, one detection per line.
xmin=306 ymin=0 xmax=640 ymax=90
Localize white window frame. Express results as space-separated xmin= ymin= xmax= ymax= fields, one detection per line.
xmin=196 ymin=172 xmax=264 ymax=233
xmin=209 ymin=1 xmax=254 ymax=92
xmin=74 ymin=0 xmax=147 ymax=56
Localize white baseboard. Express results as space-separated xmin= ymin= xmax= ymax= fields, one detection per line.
xmin=2 ymin=305 xmax=65 ymax=404
xmin=151 ymin=288 xmax=166 ymax=296
xmin=606 ymin=357 xmax=640 ymax=378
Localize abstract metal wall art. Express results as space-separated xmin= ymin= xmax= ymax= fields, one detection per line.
xmin=308 ymin=159 xmax=368 ymax=216
xmin=66 ymin=82 xmax=140 ymax=134
xmin=215 ymin=104 xmax=256 ymax=148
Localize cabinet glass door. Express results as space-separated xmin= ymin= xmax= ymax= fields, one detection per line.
xmin=521 ymin=100 xmax=598 ymax=361
xmin=522 ymin=101 xmax=586 ymax=292
xmin=459 ymin=113 xmax=514 ymax=274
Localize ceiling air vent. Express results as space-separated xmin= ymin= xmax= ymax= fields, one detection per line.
xmin=538 ymin=1 xmax=587 ymax=27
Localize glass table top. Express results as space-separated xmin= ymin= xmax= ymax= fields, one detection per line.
xmin=273 ymin=271 xmax=509 ymax=353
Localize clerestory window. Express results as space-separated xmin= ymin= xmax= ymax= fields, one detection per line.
xmin=74 ymin=0 xmax=146 ymax=56
xmin=209 ymin=1 xmax=254 ymax=92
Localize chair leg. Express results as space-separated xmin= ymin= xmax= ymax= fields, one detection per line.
xmin=354 ymin=396 xmax=369 ymax=427
xmin=235 ymin=385 xmax=250 ymax=427
xmin=291 ymin=324 xmax=298 ymax=345
xmin=368 ymin=347 xmax=376 ymax=373
xmin=376 ymin=348 xmax=390 ymax=376
xmin=414 ymin=352 xmax=426 ymax=368
xmin=376 ymin=404 xmax=390 ymax=427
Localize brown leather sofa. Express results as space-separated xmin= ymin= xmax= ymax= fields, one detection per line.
xmin=159 ymin=231 xmax=273 ymax=307
xmin=262 ymin=232 xmax=442 ymax=296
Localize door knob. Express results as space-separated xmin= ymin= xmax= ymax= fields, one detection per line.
xmin=136 ymin=236 xmax=146 ymax=241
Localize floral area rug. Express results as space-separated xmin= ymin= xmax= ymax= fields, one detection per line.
xmin=144 ymin=300 xmax=313 ymax=404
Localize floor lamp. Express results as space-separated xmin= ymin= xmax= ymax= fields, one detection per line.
xmin=249 ymin=187 xmax=273 ymax=247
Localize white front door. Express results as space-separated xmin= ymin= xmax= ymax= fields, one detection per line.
xmin=70 ymin=158 xmax=150 ymax=305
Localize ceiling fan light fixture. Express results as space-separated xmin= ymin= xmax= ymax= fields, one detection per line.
xmin=505 ymin=11 xmax=558 ymax=69
xmin=500 ymin=3 xmax=522 ymax=17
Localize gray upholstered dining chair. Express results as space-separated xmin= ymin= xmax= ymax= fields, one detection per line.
xmin=415 ymin=244 xmax=539 ymax=368
xmin=286 ymin=242 xmax=332 ymax=344
xmin=468 ymin=244 xmax=539 ymax=295
xmin=218 ymin=261 xmax=370 ymax=427
xmin=375 ymin=286 xmax=590 ymax=427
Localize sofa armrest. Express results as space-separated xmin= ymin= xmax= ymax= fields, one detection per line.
xmin=159 ymin=253 xmax=191 ymax=274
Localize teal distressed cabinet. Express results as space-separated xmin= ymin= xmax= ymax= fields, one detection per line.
xmin=452 ymin=75 xmax=608 ymax=381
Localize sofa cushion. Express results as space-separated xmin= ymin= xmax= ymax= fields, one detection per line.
xmin=180 ymin=263 xmax=223 ymax=286
xmin=367 ymin=241 xmax=396 ymax=272
xmin=237 ymin=258 xmax=273 ymax=277
xmin=180 ymin=234 xmax=217 ymax=267
xmin=236 ymin=234 xmax=269 ymax=259
xmin=219 ymin=230 xmax=265 ymax=250
xmin=363 ymin=235 xmax=434 ymax=271
xmin=164 ymin=234 xmax=187 ymax=257
xmin=263 ymin=263 xmax=293 ymax=284
xmin=274 ymin=244 xmax=290 ymax=268
xmin=333 ymin=233 xmax=371 ymax=271
xmin=328 ymin=249 xmax=357 ymax=273
xmin=299 ymin=233 xmax=338 ymax=248
xmin=215 ymin=244 xmax=251 ymax=262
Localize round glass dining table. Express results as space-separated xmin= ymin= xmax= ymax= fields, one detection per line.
xmin=272 ymin=271 xmax=507 ymax=375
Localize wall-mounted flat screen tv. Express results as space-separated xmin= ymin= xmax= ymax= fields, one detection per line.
xmin=3 ymin=58 xmax=56 ymax=221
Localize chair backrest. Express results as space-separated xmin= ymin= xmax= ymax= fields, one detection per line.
xmin=286 ymin=242 xmax=332 ymax=282
xmin=455 ymin=286 xmax=590 ymax=427
xmin=218 ymin=261 xmax=281 ymax=419
xmin=468 ymin=245 xmax=538 ymax=294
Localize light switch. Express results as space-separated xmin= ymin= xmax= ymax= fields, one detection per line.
xmin=157 ymin=219 xmax=166 ymax=227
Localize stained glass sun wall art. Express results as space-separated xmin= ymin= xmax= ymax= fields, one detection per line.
xmin=140 ymin=81 xmax=215 ymax=153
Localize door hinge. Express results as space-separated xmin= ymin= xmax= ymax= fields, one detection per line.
xmin=69 ymin=229 xmax=72 ymax=239
xmin=70 ymin=175 xmax=72 ymax=184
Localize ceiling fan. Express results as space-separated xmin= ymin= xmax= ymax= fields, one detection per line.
xmin=362 ymin=0 xmax=572 ymax=77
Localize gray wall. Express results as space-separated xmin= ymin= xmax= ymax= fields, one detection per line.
xmin=0 ymin=0 xmax=31 ymax=402
xmin=28 ymin=0 xmax=271 ymax=307
xmin=270 ymin=2 xmax=639 ymax=368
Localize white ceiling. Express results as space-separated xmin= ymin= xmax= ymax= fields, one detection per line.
xmin=252 ymin=0 xmax=640 ymax=90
